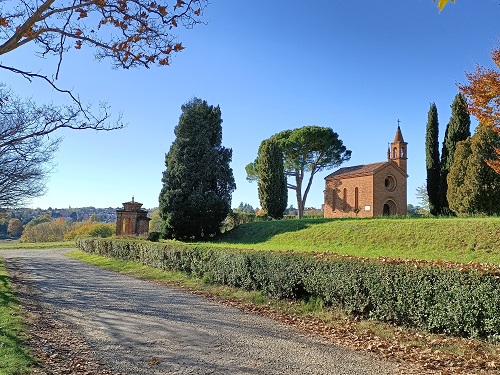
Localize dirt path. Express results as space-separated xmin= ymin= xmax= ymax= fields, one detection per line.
xmin=1 ymin=248 xmax=412 ymax=375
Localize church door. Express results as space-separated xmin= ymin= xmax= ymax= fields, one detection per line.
xmin=383 ymin=204 xmax=390 ymax=216
xmin=383 ymin=200 xmax=397 ymax=216
xmin=123 ymin=217 xmax=132 ymax=235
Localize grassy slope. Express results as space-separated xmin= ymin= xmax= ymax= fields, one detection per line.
xmin=211 ymin=217 xmax=500 ymax=264
xmin=0 ymin=258 xmax=34 ymax=374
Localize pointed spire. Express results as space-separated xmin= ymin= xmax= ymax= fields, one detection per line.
xmin=393 ymin=121 xmax=405 ymax=143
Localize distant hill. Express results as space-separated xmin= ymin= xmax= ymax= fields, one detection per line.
xmin=1 ymin=206 xmax=155 ymax=225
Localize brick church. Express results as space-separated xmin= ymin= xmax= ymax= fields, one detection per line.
xmin=323 ymin=126 xmax=408 ymax=218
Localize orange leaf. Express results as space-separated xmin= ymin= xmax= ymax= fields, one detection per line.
xmin=76 ymin=8 xmax=88 ymax=20
xmin=163 ymin=45 xmax=173 ymax=54
xmin=158 ymin=5 xmax=167 ymax=16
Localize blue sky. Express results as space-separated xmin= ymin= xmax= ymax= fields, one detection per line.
xmin=2 ymin=1 xmax=500 ymax=210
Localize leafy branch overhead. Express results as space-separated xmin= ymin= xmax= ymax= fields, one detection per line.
xmin=434 ymin=0 xmax=455 ymax=11
xmin=0 ymin=0 xmax=206 ymax=78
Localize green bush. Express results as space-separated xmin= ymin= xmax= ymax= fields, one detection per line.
xmin=222 ymin=211 xmax=271 ymax=232
xmin=77 ymin=238 xmax=500 ymax=341
xmin=87 ymin=223 xmax=114 ymax=238
xmin=147 ymin=231 xmax=161 ymax=242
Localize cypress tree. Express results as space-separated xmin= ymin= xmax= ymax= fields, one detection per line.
xmin=257 ymin=139 xmax=287 ymax=219
xmin=426 ymin=103 xmax=441 ymax=216
xmin=158 ymin=98 xmax=236 ymax=240
xmin=440 ymin=93 xmax=471 ymax=214
xmin=447 ymin=123 xmax=500 ymax=215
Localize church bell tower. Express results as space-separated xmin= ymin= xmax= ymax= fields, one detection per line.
xmin=388 ymin=121 xmax=407 ymax=173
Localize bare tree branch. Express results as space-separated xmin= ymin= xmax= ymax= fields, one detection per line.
xmin=0 ymin=1 xmax=207 ymax=207
xmin=0 ymin=85 xmax=121 ymax=207
xmin=0 ymin=64 xmax=93 ymax=115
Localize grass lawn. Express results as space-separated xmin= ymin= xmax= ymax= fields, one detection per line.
xmin=210 ymin=217 xmax=500 ymax=264
xmin=0 ymin=257 xmax=34 ymax=374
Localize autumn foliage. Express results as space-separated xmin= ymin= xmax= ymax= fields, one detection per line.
xmin=434 ymin=0 xmax=455 ymax=11
xmin=433 ymin=2 xmax=500 ymax=174
xmin=459 ymin=48 xmax=500 ymax=173
xmin=20 ymin=217 xmax=114 ymax=242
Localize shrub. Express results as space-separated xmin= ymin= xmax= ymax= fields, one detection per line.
xmin=87 ymin=223 xmax=114 ymax=238
xmin=64 ymin=221 xmax=114 ymax=240
xmin=147 ymin=232 xmax=161 ymax=242
xmin=20 ymin=218 xmax=70 ymax=242
xmin=222 ymin=211 xmax=270 ymax=232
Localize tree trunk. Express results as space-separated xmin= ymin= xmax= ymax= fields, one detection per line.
xmin=295 ymin=170 xmax=304 ymax=218
xmin=301 ymin=170 xmax=316 ymax=218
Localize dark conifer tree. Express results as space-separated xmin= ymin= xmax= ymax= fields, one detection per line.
xmin=257 ymin=139 xmax=287 ymax=219
xmin=426 ymin=103 xmax=441 ymax=216
xmin=448 ymin=123 xmax=500 ymax=215
xmin=440 ymin=93 xmax=471 ymax=214
xmin=158 ymin=98 xmax=236 ymax=240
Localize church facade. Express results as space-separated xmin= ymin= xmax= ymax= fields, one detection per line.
xmin=323 ymin=126 xmax=408 ymax=218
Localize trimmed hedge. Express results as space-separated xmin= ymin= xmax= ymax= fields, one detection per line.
xmin=77 ymin=238 xmax=500 ymax=341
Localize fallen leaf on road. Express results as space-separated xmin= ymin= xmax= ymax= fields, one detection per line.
xmin=148 ymin=356 xmax=159 ymax=366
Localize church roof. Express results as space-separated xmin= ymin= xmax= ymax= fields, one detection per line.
xmin=393 ymin=125 xmax=405 ymax=143
xmin=325 ymin=162 xmax=388 ymax=179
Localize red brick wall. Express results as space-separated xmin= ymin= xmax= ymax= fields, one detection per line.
xmin=324 ymin=162 xmax=407 ymax=218
xmin=372 ymin=163 xmax=407 ymax=216
xmin=324 ymin=174 xmax=375 ymax=218
xmin=116 ymin=210 xmax=151 ymax=235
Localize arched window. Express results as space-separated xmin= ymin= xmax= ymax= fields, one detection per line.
xmin=354 ymin=187 xmax=359 ymax=209
xmin=400 ymin=147 xmax=405 ymax=158
xmin=393 ymin=147 xmax=397 ymax=159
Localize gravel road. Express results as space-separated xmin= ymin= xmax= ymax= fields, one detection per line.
xmin=1 ymin=248 xmax=409 ymax=375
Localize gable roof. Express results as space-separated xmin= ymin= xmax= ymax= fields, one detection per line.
xmin=325 ymin=162 xmax=388 ymax=179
